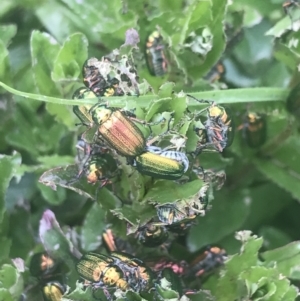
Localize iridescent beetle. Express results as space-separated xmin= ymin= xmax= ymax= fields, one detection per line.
xmin=132 ymin=150 xmax=189 ymax=180
xmin=187 ymin=245 xmax=227 ymax=278
xmin=76 ymin=251 xmax=153 ymax=296
xmin=76 ymin=252 xmax=130 ymax=297
xmin=74 ymin=138 xmax=119 ymax=191
xmin=72 ymin=87 xmax=97 ymax=127
xmin=83 ymin=57 xmax=109 ymax=96
xmin=194 ymin=167 xmax=226 ymax=191
xmin=29 ymin=252 xmax=66 ymax=301
xmin=83 ymin=56 xmax=139 ymax=97
xmin=29 ymin=252 xmax=60 ymax=279
xmin=109 ymin=252 xmax=154 ymax=292
xmin=42 ymin=281 xmax=66 ymax=301
xmin=89 ymin=103 xmax=147 ymax=157
xmin=204 ymin=62 xmax=225 ymax=83
xmin=145 ymin=30 xmax=168 ymax=76
xmin=188 ymin=95 xmax=234 ymax=153
xmin=136 ymin=222 xmax=169 ymax=247
xmin=242 ymin=112 xmax=267 ymax=148
xmin=156 ymin=183 xmax=209 ymax=230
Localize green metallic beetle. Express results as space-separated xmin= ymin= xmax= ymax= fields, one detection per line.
xmin=188 ymin=95 xmax=235 ymax=153
xmin=187 ymin=245 xmax=227 ymax=279
xmin=72 ymin=87 xmax=97 ymax=126
xmin=83 ymin=153 xmax=118 ymax=186
xmin=89 ymin=103 xmax=147 ymax=157
xmin=29 ymin=252 xmax=60 ymax=278
xmin=243 ymin=112 xmax=267 ymax=148
xmin=137 ymin=222 xmax=169 ymax=247
xmin=156 ymin=183 xmax=209 ymax=230
xmin=145 ymin=30 xmax=168 ymax=77
xmin=76 ymin=252 xmax=130 ymax=293
xmin=132 ymin=150 xmax=189 ymax=180
xmin=110 ymin=252 xmax=154 ymax=292
xmin=74 ymin=138 xmax=119 ymax=190
xmin=43 ymin=281 xmax=66 ymax=301
xmin=76 ymin=252 xmax=153 ymax=294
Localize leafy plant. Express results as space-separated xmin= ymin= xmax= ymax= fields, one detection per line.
xmin=1 ymin=0 xmax=300 ymax=300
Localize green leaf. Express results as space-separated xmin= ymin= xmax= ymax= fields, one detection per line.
xmin=266 ymin=16 xmax=292 ymax=38
xmin=259 ymin=226 xmax=291 ymax=250
xmin=52 ymin=32 xmax=88 ymax=82
xmin=37 ymin=183 xmax=66 ymax=205
xmin=187 ymin=194 xmax=250 ymax=252
xmin=0 ymin=237 xmax=11 ymax=262
xmin=62 ymin=0 xmax=137 ymax=34
xmin=154 ymin=283 xmax=179 ymax=300
xmin=261 ymin=241 xmax=300 ymax=280
xmin=214 ymin=233 xmax=263 ymax=301
xmin=39 ymin=209 xmax=79 ymax=287
xmin=0 ymin=264 xmax=23 ymax=300
xmin=63 ymin=283 xmax=97 ymax=301
xmin=81 ymin=202 xmax=106 ymax=251
xmin=0 ymin=81 xmax=290 ymax=106
xmin=111 ymin=203 xmax=157 ymax=231
xmin=35 ymin=0 xmax=87 ymax=43
xmin=253 ymin=137 xmax=300 ymax=200
xmin=189 ymin=0 xmax=227 ymax=79
xmin=188 ymin=290 xmax=215 ymax=301
xmin=0 ymin=289 xmax=14 ymax=301
xmin=30 ymin=30 xmax=61 ymax=96
xmin=0 ymin=25 xmax=17 ymax=46
xmin=38 ymin=164 xmax=96 ymax=200
xmin=9 ymin=208 xmax=35 ymax=259
xmin=37 ymin=155 xmax=75 ymax=169
xmin=0 ymin=40 xmax=12 ymax=87
xmin=143 ymin=179 xmax=203 ymax=205
xmin=0 ymin=153 xmax=21 ymax=222
xmin=45 ymin=103 xmax=75 ymax=129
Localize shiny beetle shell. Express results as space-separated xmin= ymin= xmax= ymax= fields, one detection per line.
xmin=72 ymin=87 xmax=95 ymax=126
xmin=157 ymin=204 xmax=190 ymax=225
xmin=90 ymin=104 xmax=146 ymax=157
xmin=82 ymin=58 xmax=108 ymax=96
xmin=134 ymin=151 xmax=186 ymax=180
xmin=101 ymin=266 xmax=129 ymax=290
xmin=110 ymin=252 xmax=153 ymax=292
xmin=204 ymin=62 xmax=225 ymax=83
xmin=205 ymin=104 xmax=234 ymax=152
xmin=76 ymin=252 xmax=130 ymax=290
xmin=76 ymin=252 xmax=113 ymax=283
xmin=145 ymin=31 xmax=168 ymax=76
xmin=85 ymin=157 xmax=107 ymax=184
xmin=137 ymin=223 xmax=169 ymax=247
xmin=83 ymin=153 xmax=118 ymax=185
xmin=29 ymin=252 xmax=59 ymax=278
xmin=188 ymin=246 xmax=227 ymax=278
xmin=43 ymin=282 xmax=65 ymax=301
xmin=244 ymin=112 xmax=266 ymax=148
xmin=159 ymin=150 xmax=189 ymax=172
xmin=157 ymin=184 xmax=209 ymax=225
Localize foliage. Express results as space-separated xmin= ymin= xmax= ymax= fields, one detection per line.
xmin=1 ymin=0 xmax=300 ymax=300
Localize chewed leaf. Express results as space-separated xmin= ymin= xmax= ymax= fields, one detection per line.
xmin=144 ymin=179 xmax=204 ymax=205
xmin=39 ymin=164 xmax=97 ymax=200
xmin=111 ymin=202 xmax=156 ymax=233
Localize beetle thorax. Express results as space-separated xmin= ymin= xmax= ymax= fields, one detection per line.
xmin=94 ymin=108 xmax=112 ymax=124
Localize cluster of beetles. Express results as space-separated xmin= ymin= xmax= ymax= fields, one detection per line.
xmin=30 ymin=30 xmax=272 ymax=301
